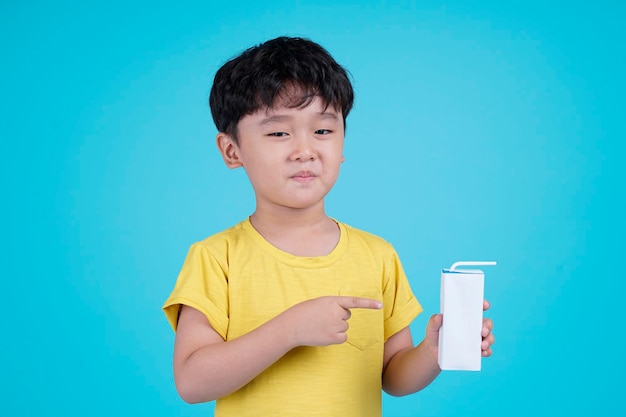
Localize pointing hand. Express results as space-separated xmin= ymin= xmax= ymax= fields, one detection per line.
xmin=283 ymin=296 xmax=382 ymax=347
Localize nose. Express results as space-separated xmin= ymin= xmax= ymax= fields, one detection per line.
xmin=290 ymin=134 xmax=317 ymax=161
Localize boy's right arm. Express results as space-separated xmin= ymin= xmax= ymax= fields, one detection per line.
xmin=173 ymin=305 xmax=293 ymax=403
xmin=173 ymin=296 xmax=382 ymax=404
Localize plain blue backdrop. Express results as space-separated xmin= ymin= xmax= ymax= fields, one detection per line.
xmin=1 ymin=1 xmax=624 ymax=415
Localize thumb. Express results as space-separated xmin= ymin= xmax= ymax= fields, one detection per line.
xmin=428 ymin=313 xmax=443 ymax=332
xmin=424 ymin=314 xmax=443 ymax=364
xmin=425 ymin=314 xmax=443 ymax=347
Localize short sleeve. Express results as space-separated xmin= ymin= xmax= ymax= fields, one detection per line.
xmin=162 ymin=242 xmax=230 ymax=339
xmin=382 ymin=250 xmax=423 ymax=341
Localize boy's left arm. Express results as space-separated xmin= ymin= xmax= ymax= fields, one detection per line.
xmin=382 ymin=300 xmax=495 ymax=396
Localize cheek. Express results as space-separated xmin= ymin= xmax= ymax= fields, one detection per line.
xmin=325 ymin=158 xmax=343 ymax=182
xmin=244 ymin=160 xmax=284 ymax=186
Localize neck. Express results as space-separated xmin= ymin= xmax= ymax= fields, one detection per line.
xmin=249 ymin=203 xmax=339 ymax=257
xmin=251 ymin=205 xmax=328 ymax=232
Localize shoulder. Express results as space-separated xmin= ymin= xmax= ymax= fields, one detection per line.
xmin=339 ymin=221 xmax=396 ymax=254
xmin=183 ymin=221 xmax=251 ymax=265
xmin=195 ymin=220 xmax=248 ymax=248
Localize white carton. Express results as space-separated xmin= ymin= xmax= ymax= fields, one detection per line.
xmin=438 ymin=261 xmax=496 ymax=371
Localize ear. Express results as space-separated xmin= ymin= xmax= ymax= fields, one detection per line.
xmin=216 ymin=132 xmax=243 ymax=169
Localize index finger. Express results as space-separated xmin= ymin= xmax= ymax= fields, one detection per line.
xmin=336 ymin=296 xmax=383 ymax=310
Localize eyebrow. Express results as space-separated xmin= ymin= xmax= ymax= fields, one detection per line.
xmin=258 ymin=115 xmax=290 ymax=126
xmin=318 ymin=112 xmax=340 ymax=121
xmin=258 ymin=111 xmax=340 ymax=126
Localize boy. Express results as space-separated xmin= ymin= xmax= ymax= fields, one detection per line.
xmin=163 ymin=36 xmax=494 ymax=417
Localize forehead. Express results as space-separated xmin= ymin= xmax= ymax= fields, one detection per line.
xmin=249 ymin=96 xmax=341 ymax=122
xmin=260 ymin=83 xmax=341 ymax=114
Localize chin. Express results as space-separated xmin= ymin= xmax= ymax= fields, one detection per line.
xmin=284 ymin=197 xmax=327 ymax=210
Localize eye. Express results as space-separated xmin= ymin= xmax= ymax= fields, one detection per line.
xmin=268 ymin=132 xmax=288 ymax=137
xmin=315 ymin=129 xmax=332 ymax=135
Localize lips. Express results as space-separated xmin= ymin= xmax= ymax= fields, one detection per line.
xmin=291 ymin=171 xmax=316 ymax=182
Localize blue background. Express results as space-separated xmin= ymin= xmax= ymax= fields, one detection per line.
xmin=2 ymin=1 xmax=624 ymax=415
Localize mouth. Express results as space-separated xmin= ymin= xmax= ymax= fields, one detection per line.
xmin=291 ymin=171 xmax=316 ymax=183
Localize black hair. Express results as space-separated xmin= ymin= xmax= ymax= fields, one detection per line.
xmin=209 ymin=36 xmax=354 ymax=142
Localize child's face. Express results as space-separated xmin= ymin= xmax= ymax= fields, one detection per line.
xmin=219 ymin=95 xmax=345 ymax=213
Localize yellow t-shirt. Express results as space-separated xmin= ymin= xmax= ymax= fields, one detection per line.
xmin=163 ymin=219 xmax=422 ymax=417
